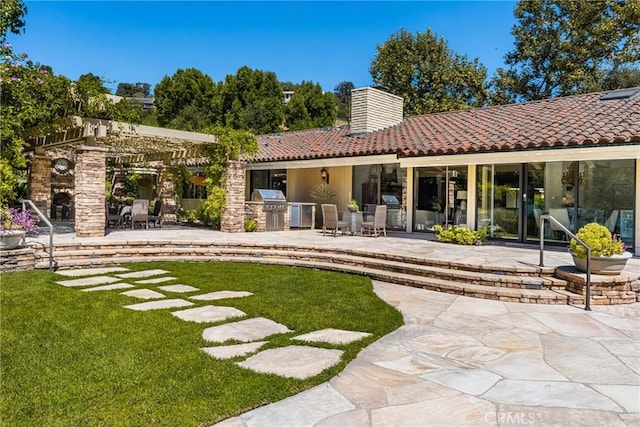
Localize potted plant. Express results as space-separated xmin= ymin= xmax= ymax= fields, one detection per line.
xmin=570 ymin=222 xmax=632 ymax=275
xmin=347 ymin=199 xmax=359 ymax=212
xmin=0 ymin=207 xmax=37 ymax=250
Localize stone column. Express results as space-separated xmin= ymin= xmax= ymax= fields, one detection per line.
xmin=75 ymin=143 xmax=107 ymax=237
xmin=159 ymin=163 xmax=177 ymax=224
xmin=29 ymin=154 xmax=52 ymax=218
xmin=221 ymin=160 xmax=246 ymax=233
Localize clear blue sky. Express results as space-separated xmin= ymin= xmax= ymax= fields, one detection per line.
xmin=11 ymin=1 xmax=518 ymax=94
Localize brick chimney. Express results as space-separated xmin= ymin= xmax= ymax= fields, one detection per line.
xmin=349 ymin=86 xmax=403 ymax=134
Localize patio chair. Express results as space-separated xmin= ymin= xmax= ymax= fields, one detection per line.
xmin=361 ymin=205 xmax=387 ymax=237
xmin=148 ymin=200 xmax=162 ymax=228
xmin=106 ymin=203 xmax=129 ymax=228
xmin=321 ymin=204 xmax=349 ymax=236
xmin=131 ymin=199 xmax=149 ymax=229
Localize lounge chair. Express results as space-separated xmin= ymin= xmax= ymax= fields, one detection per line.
xmin=321 ymin=204 xmax=349 ymax=236
xmin=361 ymin=205 xmax=387 ymax=237
xmin=131 ymin=199 xmax=149 ymax=229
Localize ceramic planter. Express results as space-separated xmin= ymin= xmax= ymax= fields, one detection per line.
xmin=571 ymin=251 xmax=632 ymax=275
xmin=0 ymin=230 xmax=26 ymax=250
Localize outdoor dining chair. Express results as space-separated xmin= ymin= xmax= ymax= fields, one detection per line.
xmin=321 ymin=204 xmax=349 ymax=236
xmin=361 ymin=204 xmax=387 ymax=237
xmin=130 ymin=199 xmax=149 ymax=229
xmin=148 ymin=200 xmax=162 ymax=228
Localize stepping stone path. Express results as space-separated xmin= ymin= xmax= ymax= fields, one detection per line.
xmin=293 ymin=328 xmax=372 ymax=345
xmin=124 ymin=299 xmax=194 ymax=311
xmin=53 ymin=267 xmax=372 ymax=380
xmin=159 ymin=284 xmax=199 ymax=293
xmin=190 ymin=290 xmax=254 ymax=301
xmin=238 ymin=346 xmax=344 ymax=379
xmin=201 ymin=341 xmax=267 ymax=360
xmin=120 ymin=289 xmax=166 ymax=300
xmin=202 ymin=317 xmax=292 ymax=343
xmin=135 ymin=277 xmax=177 ymax=284
xmin=82 ymin=283 xmax=135 ymax=292
xmin=172 ymin=305 xmax=246 ymax=323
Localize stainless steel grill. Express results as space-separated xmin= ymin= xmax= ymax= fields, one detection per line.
xmin=251 ymin=189 xmax=288 ymax=231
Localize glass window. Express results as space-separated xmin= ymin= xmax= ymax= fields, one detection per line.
xmin=477 ymin=164 xmax=520 ymax=239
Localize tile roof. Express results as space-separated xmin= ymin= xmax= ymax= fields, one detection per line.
xmin=252 ymin=88 xmax=640 ymax=163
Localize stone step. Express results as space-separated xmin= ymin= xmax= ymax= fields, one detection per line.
xmin=36 ymin=254 xmax=582 ymax=305
xmin=35 ymin=245 xmax=565 ymax=291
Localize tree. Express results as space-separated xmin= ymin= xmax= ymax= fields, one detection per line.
xmin=370 ymin=28 xmax=488 ymax=115
xmin=0 ymin=44 xmax=73 ymax=203
xmin=116 ymin=82 xmax=152 ymax=97
xmin=220 ymin=66 xmax=284 ymax=134
xmin=153 ymin=68 xmax=219 ymax=131
xmin=334 ymin=81 xmax=354 ymax=121
xmin=284 ymin=81 xmax=337 ymax=130
xmin=0 ymin=0 xmax=27 ymax=42
xmin=491 ymin=0 xmax=640 ymax=103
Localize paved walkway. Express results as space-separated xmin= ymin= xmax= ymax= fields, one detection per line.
xmin=217 ymin=281 xmax=639 ymax=427
xmin=37 ymin=225 xmax=640 ymax=425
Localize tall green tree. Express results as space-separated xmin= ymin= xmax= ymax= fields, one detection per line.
xmin=0 ymin=45 xmax=73 ymax=203
xmin=490 ymin=0 xmax=640 ymax=103
xmin=370 ymin=28 xmax=488 ymax=115
xmin=0 ymin=0 xmax=27 ymax=42
xmin=115 ymin=82 xmax=151 ymax=97
xmin=334 ymin=81 xmax=354 ymax=121
xmin=154 ymin=68 xmax=218 ymax=131
xmin=284 ymin=81 xmax=337 ymax=130
xmin=220 ymin=66 xmax=284 ymax=134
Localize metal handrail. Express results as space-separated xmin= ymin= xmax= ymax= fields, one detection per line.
xmin=539 ymin=214 xmax=591 ymax=311
xmin=22 ymin=200 xmax=55 ymax=272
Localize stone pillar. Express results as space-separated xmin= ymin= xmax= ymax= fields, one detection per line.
xmin=75 ymin=144 xmax=107 ymax=237
xmin=221 ymin=160 xmax=246 ymax=233
xmin=29 ymin=155 xmax=52 ymax=218
xmin=159 ymin=163 xmax=177 ymax=224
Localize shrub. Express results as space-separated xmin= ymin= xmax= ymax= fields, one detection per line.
xmin=434 ymin=225 xmax=487 ymax=246
xmin=570 ymin=222 xmax=624 ymax=259
xmin=198 ymin=187 xmax=226 ymax=229
xmin=244 ymin=219 xmax=257 ymax=232
xmin=0 ymin=207 xmax=37 ymax=232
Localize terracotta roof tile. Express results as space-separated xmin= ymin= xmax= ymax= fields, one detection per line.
xmin=251 ymin=88 xmax=640 ymax=163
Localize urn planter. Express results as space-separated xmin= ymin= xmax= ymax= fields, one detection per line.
xmin=571 ymin=251 xmax=632 ymax=276
xmin=0 ymin=230 xmax=26 ymax=250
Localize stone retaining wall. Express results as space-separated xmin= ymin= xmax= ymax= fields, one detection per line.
xmin=556 ymin=268 xmax=640 ymax=304
xmin=0 ymin=247 xmax=36 ymax=272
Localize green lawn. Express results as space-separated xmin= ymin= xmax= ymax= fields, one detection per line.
xmin=0 ymin=262 xmax=403 ymax=426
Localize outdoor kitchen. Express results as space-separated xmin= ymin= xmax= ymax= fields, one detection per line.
xmin=246 ymin=189 xmax=315 ymax=232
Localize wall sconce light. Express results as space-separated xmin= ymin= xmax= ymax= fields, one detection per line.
xmin=320 ymin=167 xmax=329 ymax=184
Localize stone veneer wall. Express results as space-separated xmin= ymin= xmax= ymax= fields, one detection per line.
xmin=159 ymin=164 xmax=177 ymax=224
xmin=29 ymin=155 xmax=52 ymax=218
xmin=221 ymin=160 xmax=246 ymax=233
xmin=75 ymin=145 xmax=107 ymax=237
xmin=0 ymin=247 xmax=35 ymax=272
xmin=556 ymin=268 xmax=640 ymax=304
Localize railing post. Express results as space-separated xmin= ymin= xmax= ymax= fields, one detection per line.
xmin=539 ymin=214 xmax=591 ymax=311
xmin=22 ymin=199 xmax=54 ymax=272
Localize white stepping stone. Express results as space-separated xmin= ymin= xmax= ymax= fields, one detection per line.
xmin=124 ymin=299 xmax=193 ymax=311
xmin=116 ymin=269 xmax=169 ymax=279
xmin=172 ymin=305 xmax=245 ymax=323
xmin=201 ymin=341 xmax=266 ymax=360
xmin=81 ymin=283 xmax=135 ymax=292
xmin=158 ymin=284 xmax=199 ymax=293
xmin=135 ymin=277 xmax=177 ymax=284
xmin=237 ymin=345 xmax=343 ymax=379
xmin=190 ymin=290 xmax=253 ymax=301
xmin=55 ymin=267 xmax=129 ymax=277
xmin=121 ymin=289 xmax=165 ymax=300
xmin=202 ymin=317 xmax=291 ymax=343
xmin=56 ymin=276 xmax=121 ymax=288
xmin=293 ymin=328 xmax=372 ymax=345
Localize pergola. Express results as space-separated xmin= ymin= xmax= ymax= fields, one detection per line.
xmin=26 ymin=117 xmax=246 ymax=236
